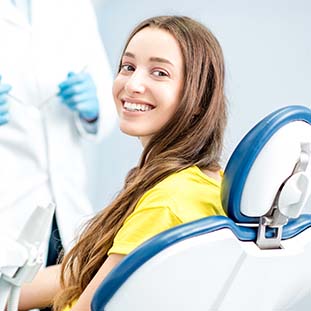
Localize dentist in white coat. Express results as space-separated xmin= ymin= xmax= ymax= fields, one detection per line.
xmin=0 ymin=0 xmax=116 ymax=262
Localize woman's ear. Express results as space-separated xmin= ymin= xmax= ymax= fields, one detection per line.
xmin=192 ymin=106 xmax=201 ymax=119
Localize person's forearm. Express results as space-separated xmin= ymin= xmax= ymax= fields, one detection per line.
xmin=18 ymin=264 xmax=61 ymax=310
xmin=71 ymin=254 xmax=124 ymax=311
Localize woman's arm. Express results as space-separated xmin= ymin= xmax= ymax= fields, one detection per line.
xmin=18 ymin=264 xmax=61 ymax=310
xmin=71 ymin=254 xmax=124 ymax=311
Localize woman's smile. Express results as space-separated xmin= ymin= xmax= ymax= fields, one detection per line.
xmin=122 ymin=98 xmax=155 ymax=113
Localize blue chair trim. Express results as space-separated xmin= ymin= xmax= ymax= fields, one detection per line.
xmin=221 ymin=105 xmax=311 ymax=223
xmin=91 ymin=214 xmax=311 ymax=311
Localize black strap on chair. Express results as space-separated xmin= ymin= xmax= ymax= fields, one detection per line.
xmin=46 ymin=212 xmax=63 ymax=266
xmin=41 ymin=212 xmax=64 ymax=311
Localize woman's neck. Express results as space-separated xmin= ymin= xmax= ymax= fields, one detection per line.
xmin=201 ymin=168 xmax=221 ymax=182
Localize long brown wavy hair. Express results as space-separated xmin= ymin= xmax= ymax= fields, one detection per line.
xmin=53 ymin=15 xmax=227 ymax=310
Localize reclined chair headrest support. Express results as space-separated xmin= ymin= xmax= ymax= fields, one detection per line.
xmin=222 ymin=105 xmax=311 ymax=248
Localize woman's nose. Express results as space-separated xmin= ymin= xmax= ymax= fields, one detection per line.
xmin=124 ymin=71 xmax=146 ymax=95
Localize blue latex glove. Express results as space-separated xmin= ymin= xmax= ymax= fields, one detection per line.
xmin=0 ymin=76 xmax=12 ymax=126
xmin=58 ymin=72 xmax=99 ymax=122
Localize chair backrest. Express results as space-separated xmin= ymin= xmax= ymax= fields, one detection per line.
xmin=92 ymin=105 xmax=311 ymax=311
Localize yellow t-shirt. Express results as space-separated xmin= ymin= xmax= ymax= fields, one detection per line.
xmin=62 ymin=304 xmax=73 ymax=311
xmin=61 ymin=166 xmax=224 ymax=310
xmin=108 ymin=166 xmax=225 ymax=255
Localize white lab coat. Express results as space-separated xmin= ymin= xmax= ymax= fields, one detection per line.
xmin=0 ymin=0 xmax=116 ymax=253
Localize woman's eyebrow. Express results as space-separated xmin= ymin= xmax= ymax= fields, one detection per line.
xmin=123 ymin=52 xmax=173 ymax=66
xmin=149 ymin=57 xmax=173 ymax=66
xmin=123 ymin=52 xmax=135 ymax=58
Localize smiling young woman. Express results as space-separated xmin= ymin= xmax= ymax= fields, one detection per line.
xmin=113 ymin=27 xmax=185 ymax=146
xmin=18 ymin=15 xmax=227 ymax=311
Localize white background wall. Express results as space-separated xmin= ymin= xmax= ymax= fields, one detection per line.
xmin=88 ymin=0 xmax=311 ymax=211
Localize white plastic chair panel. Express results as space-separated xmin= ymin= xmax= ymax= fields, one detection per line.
xmin=104 ymin=228 xmax=311 ymax=311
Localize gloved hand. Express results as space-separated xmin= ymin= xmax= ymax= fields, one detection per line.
xmin=0 ymin=76 xmax=12 ymax=126
xmin=58 ymin=72 xmax=99 ymax=122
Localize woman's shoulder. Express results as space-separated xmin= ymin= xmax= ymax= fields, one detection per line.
xmin=156 ymin=166 xmax=222 ymax=190
xmin=137 ymin=166 xmax=222 ymax=208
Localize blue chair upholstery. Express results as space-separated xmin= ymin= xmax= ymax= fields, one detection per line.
xmin=92 ymin=105 xmax=311 ymax=311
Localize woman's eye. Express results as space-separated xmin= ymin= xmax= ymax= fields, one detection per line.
xmin=152 ymin=70 xmax=169 ymax=77
xmin=120 ymin=64 xmax=135 ymax=72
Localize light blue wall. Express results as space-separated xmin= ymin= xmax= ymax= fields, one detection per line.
xmin=89 ymin=0 xmax=311 ymax=210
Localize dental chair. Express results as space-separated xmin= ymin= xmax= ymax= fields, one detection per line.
xmin=0 ymin=204 xmax=54 ymax=311
xmin=91 ymin=105 xmax=311 ymax=311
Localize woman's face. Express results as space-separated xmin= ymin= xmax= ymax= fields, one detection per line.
xmin=113 ymin=27 xmax=184 ymax=147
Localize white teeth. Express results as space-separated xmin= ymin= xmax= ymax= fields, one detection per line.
xmin=124 ymin=101 xmax=152 ymax=112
